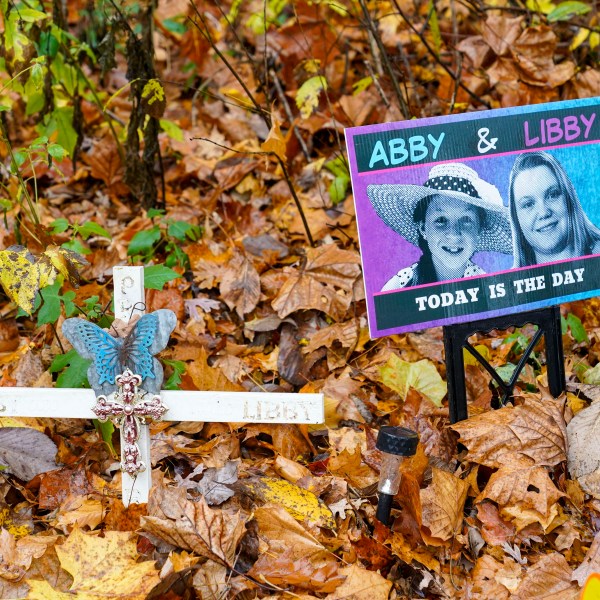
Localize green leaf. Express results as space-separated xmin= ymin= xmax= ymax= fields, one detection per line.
xmin=47 ymin=143 xmax=68 ymax=161
xmin=159 ymin=118 xmax=184 ymax=141
xmin=62 ymin=238 xmax=90 ymax=255
xmin=147 ymin=208 xmax=165 ymax=219
xmin=428 ymin=0 xmax=441 ymax=56
xmin=37 ymin=280 xmax=62 ymax=326
xmin=379 ymin=354 xmax=446 ymax=407
xmin=76 ymin=221 xmax=111 ymax=240
xmin=163 ymin=359 xmax=185 ymax=390
xmin=167 ymin=220 xmax=200 ymax=242
xmin=95 ymin=420 xmax=116 ymax=456
xmin=547 ymin=1 xmax=591 ymax=21
xmin=565 ymin=312 xmax=589 ymax=343
xmin=328 ymin=175 xmax=349 ymax=205
xmin=296 ymin=76 xmax=327 ymax=119
xmin=144 ymin=264 xmax=181 ymax=290
xmin=127 ymin=226 xmax=161 ymax=256
xmin=18 ymin=8 xmax=48 ymax=22
xmin=49 ymin=218 xmax=70 ymax=234
xmin=51 ymin=349 xmax=91 ymax=388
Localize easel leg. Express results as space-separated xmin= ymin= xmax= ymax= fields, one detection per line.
xmin=545 ymin=305 xmax=566 ymax=398
xmin=443 ymin=326 xmax=468 ymax=424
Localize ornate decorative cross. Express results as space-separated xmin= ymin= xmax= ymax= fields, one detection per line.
xmin=92 ymin=369 xmax=168 ymax=475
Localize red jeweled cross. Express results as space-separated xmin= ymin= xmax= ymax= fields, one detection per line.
xmin=92 ymin=368 xmax=168 ymax=475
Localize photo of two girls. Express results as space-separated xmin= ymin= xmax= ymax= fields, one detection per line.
xmin=367 ymin=151 xmax=600 ymax=292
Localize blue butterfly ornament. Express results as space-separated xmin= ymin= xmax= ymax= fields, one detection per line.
xmin=62 ymin=309 xmax=177 ymax=397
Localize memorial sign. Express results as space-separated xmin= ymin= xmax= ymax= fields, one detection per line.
xmin=346 ymin=97 xmax=600 ymax=337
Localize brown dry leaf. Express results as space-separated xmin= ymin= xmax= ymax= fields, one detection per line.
xmin=141 ymin=481 xmax=246 ymax=566
xmin=514 ymin=552 xmax=579 ymax=599
xmin=83 ymin=139 xmax=129 ymax=197
xmin=512 ymin=26 xmax=576 ymax=88
xmin=33 ymin=526 xmax=160 ymax=599
xmin=573 ymin=530 xmax=600 ymax=585
xmin=567 ymin=400 xmax=600 ymax=498
xmin=185 ymin=346 xmax=245 ymax=392
xmin=271 ymin=244 xmax=361 ymax=320
xmin=420 ymin=467 xmax=469 ymax=543
xmin=38 ymin=465 xmax=99 ymax=511
xmin=470 ymin=554 xmax=518 ymax=599
xmin=192 ymin=560 xmax=229 ymax=600
xmin=302 ymin=319 xmax=360 ymax=355
xmin=324 ymin=563 xmax=391 ymax=599
xmin=482 ymin=15 xmax=524 ymax=56
xmin=261 ymin=112 xmax=287 ymax=162
xmin=322 ymin=374 xmax=367 ymax=426
xmin=571 ymin=68 xmax=600 ymax=98
xmin=219 ymin=252 xmax=260 ymax=318
xmin=247 ymin=504 xmax=344 ymax=594
xmin=477 ymin=465 xmax=564 ymax=531
xmin=477 ymin=501 xmax=516 ymax=546
xmin=450 ymin=396 xmax=567 ymax=469
xmin=244 ymin=423 xmax=311 ymax=459
xmin=0 ymin=529 xmax=56 ymax=582
xmin=53 ymin=496 xmax=105 ymax=533
xmin=328 ymin=447 xmax=378 ymax=489
xmin=388 ymin=532 xmax=440 ymax=572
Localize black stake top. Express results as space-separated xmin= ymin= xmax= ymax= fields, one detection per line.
xmin=376 ymin=426 xmax=418 ymax=456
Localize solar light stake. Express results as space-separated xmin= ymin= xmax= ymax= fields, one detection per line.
xmin=376 ymin=426 xmax=419 ymax=526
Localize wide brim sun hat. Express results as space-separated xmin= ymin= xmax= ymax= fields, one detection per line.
xmin=367 ymin=163 xmax=513 ymax=255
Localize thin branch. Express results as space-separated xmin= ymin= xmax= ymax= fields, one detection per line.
xmin=390 ymin=0 xmax=491 ymax=109
xmin=356 ymin=0 xmax=411 ymax=118
xmin=192 ymin=137 xmax=315 ymax=247
xmin=187 ymin=5 xmax=271 ymax=130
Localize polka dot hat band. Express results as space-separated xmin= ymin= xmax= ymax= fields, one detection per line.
xmin=366 ymin=163 xmax=513 ymax=255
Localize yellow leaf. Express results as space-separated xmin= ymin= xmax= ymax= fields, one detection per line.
xmin=379 ymin=354 xmax=447 ymax=407
xmin=241 ymin=476 xmax=335 ymax=529
xmin=570 ymin=27 xmax=589 ymax=51
xmin=590 ymin=32 xmax=600 ymax=50
xmin=261 ymin=113 xmax=287 ymax=162
xmin=525 ymin=0 xmax=556 ymax=13
xmin=463 ymin=344 xmax=490 ymax=366
xmin=295 ymin=75 xmax=327 ymax=119
xmin=54 ymin=526 xmax=160 ymax=599
xmin=39 ymin=245 xmax=87 ymax=287
xmin=0 ymin=247 xmax=40 ymax=314
xmin=27 ymin=580 xmax=73 ymax=599
xmin=325 ymin=563 xmax=392 ymax=599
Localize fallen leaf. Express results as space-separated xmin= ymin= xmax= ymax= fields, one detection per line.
xmin=220 ymin=252 xmax=260 ymax=318
xmin=272 ymin=244 xmax=361 ymax=320
xmin=185 ymin=346 xmax=245 ymax=392
xmin=324 ymin=563 xmax=391 ymax=599
xmin=451 ymin=396 xmax=567 ymax=468
xmin=192 ymin=560 xmax=230 ymax=599
xmin=567 ymin=399 xmax=600 ymax=498
xmin=573 ymin=530 xmax=600 ymax=585
xmin=482 ymin=15 xmax=524 ymax=56
xmin=0 ymin=246 xmax=40 ymax=314
xmin=380 ymin=354 xmax=447 ymax=407
xmin=420 ymin=467 xmax=469 ymax=542
xmin=261 ymin=112 xmax=287 ymax=162
xmin=141 ymin=481 xmax=246 ymax=565
xmin=195 ymin=460 xmax=238 ymax=505
xmin=236 ymin=476 xmax=335 ymax=529
xmin=247 ymin=504 xmax=344 ymax=593
xmin=0 ymin=428 xmax=58 ymax=481
xmin=50 ymin=526 xmax=160 ymax=599
xmin=328 ymin=447 xmax=378 ymax=489
xmin=53 ymin=496 xmax=105 ymax=533
xmin=477 ymin=465 xmax=564 ymax=531
xmin=470 ymin=554 xmax=516 ymax=599
xmin=514 ymin=552 xmax=579 ymax=599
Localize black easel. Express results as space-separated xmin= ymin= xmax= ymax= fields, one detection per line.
xmin=442 ymin=305 xmax=565 ymax=423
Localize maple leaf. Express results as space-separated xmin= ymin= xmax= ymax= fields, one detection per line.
xmin=477 ymin=465 xmax=564 ymax=531
xmin=420 ymin=467 xmax=469 ymax=543
xmin=141 ymin=480 xmax=246 ymax=566
xmin=28 ymin=527 xmax=160 ymax=599
xmin=271 ymin=244 xmax=361 ymax=320
xmin=514 ymin=552 xmax=579 ymax=599
xmin=247 ymin=504 xmax=345 ymax=593
xmin=450 ymin=396 xmax=567 ymax=469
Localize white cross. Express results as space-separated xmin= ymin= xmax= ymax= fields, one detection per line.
xmin=0 ymin=267 xmax=323 ymax=506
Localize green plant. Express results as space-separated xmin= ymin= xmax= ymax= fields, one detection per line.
xmin=49 ymin=218 xmax=111 ymax=255
xmin=127 ymin=209 xmax=202 ymax=269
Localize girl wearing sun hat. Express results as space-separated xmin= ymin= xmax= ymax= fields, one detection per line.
xmin=367 ymin=163 xmax=513 ymax=290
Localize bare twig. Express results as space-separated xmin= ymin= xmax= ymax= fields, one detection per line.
xmin=192 ymin=137 xmax=315 ymax=247
xmin=356 ymin=0 xmax=411 ymax=118
xmin=390 ymin=0 xmax=491 ymax=109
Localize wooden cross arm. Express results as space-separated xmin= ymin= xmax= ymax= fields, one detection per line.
xmin=0 ymin=388 xmax=325 ymax=424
